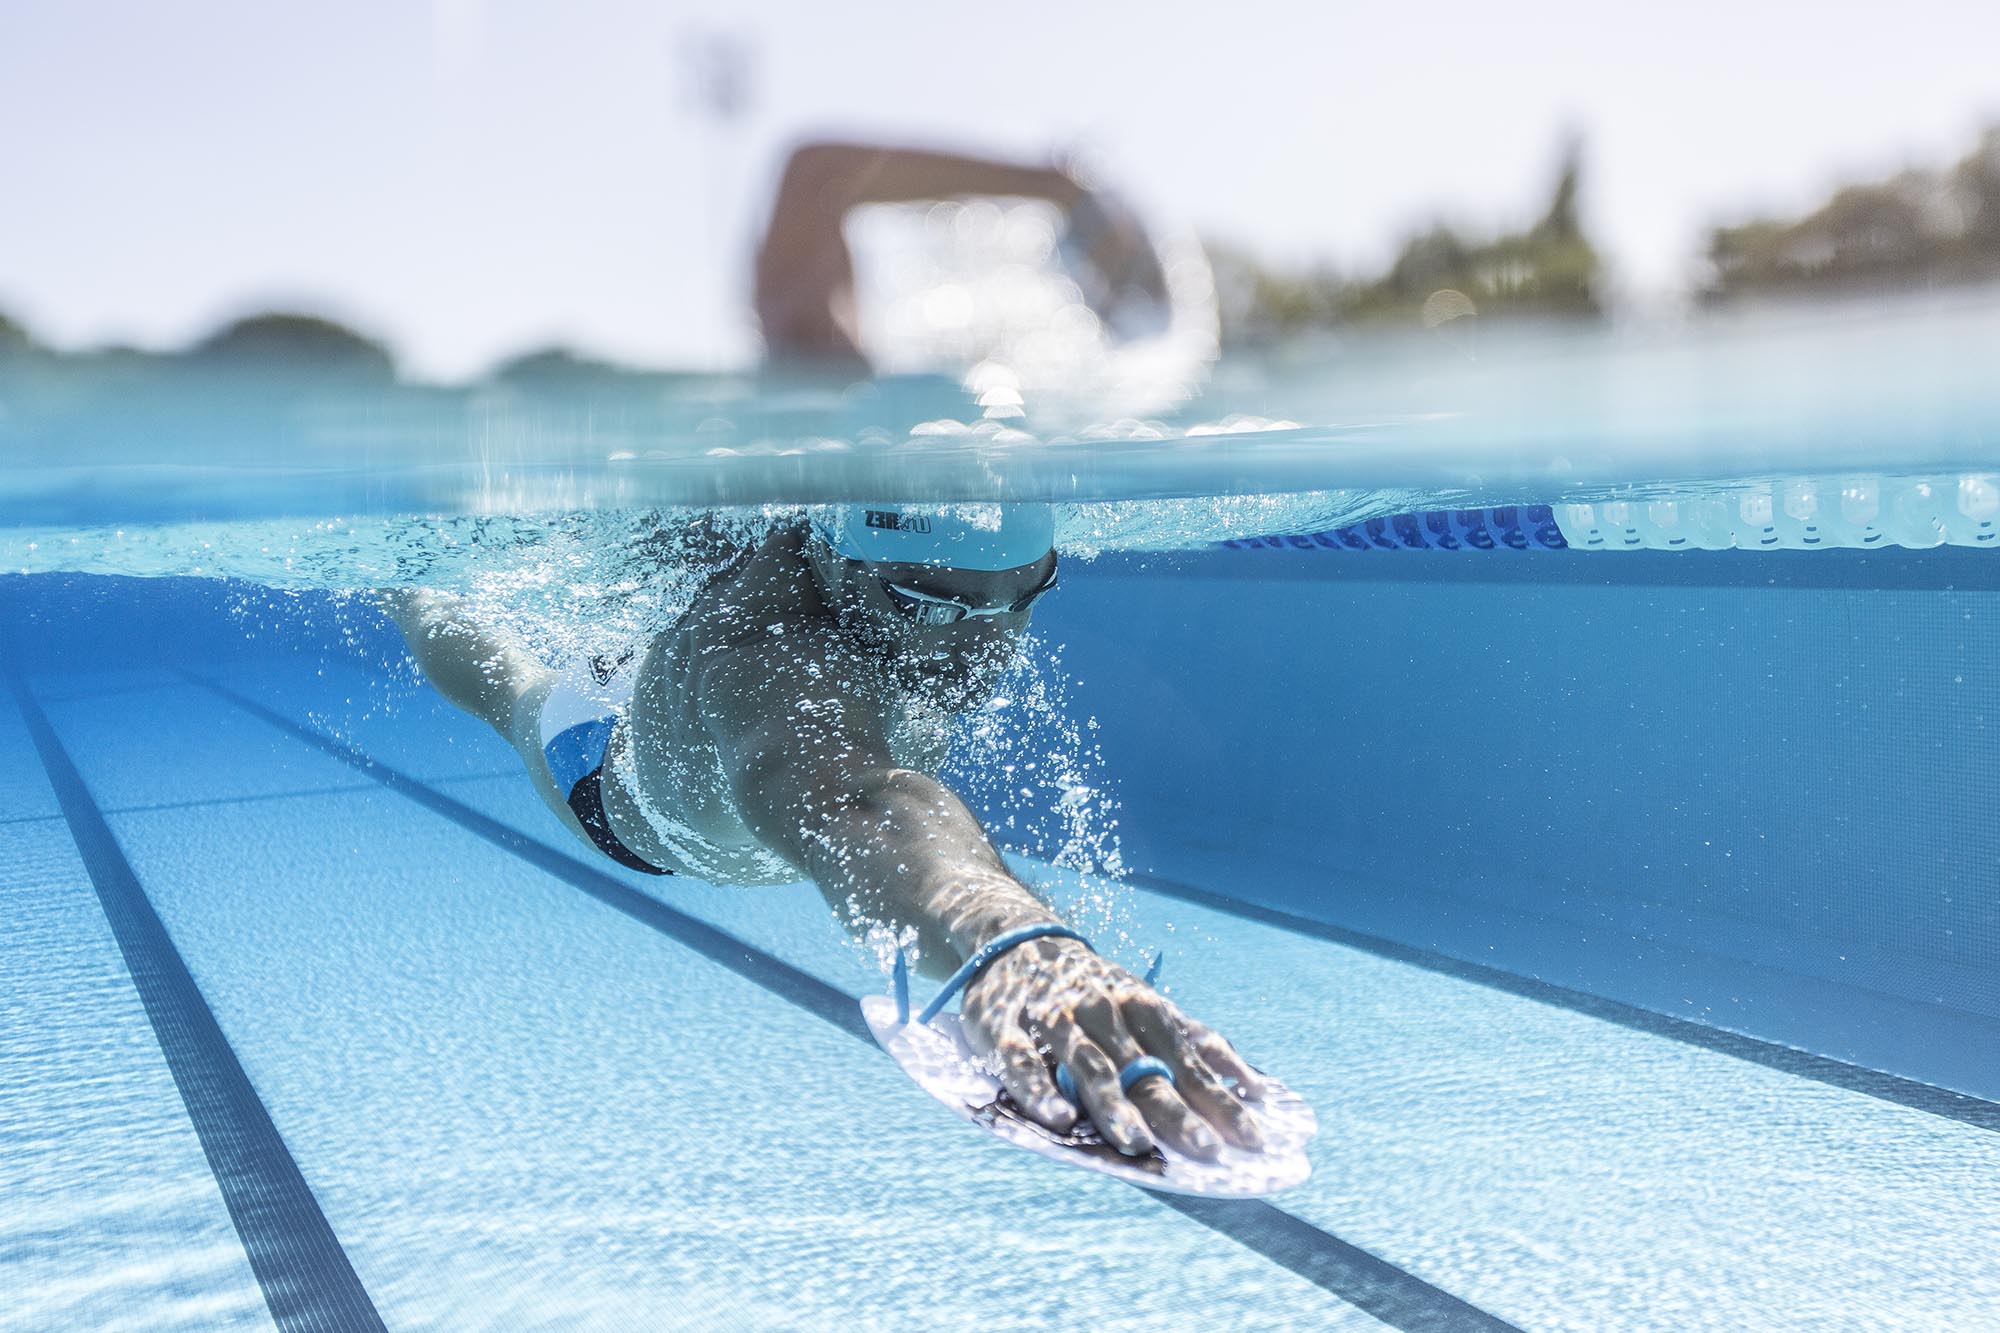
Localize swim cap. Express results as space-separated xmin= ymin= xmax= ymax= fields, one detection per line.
xmin=812 ymin=503 xmax=1055 ymax=571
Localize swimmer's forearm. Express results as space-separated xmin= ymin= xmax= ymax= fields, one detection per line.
xmin=780 ymin=141 xmax=1084 ymax=214
xmin=861 ymin=863 xmax=1060 ymax=969
xmin=902 ymin=864 xmax=1061 ymax=957
xmin=787 ymin=768 xmax=1060 ymax=963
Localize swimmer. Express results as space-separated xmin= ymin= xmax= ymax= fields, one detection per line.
xmin=383 ymin=504 xmax=1268 ymax=1162
xmin=754 ymin=140 xmax=1170 ymax=368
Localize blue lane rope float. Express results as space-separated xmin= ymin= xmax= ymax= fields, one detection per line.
xmin=1217 ymin=506 xmax=1567 ymax=553
xmin=1213 ymin=478 xmax=2000 ymax=554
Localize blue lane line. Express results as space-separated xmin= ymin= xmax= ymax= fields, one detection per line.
xmin=200 ymin=675 xmax=1522 ymax=1333
xmin=7 ymin=677 xmax=386 ymax=1333
xmin=98 ymin=767 xmax=525 ymax=820
xmin=1119 ymin=868 xmax=2000 ymax=1134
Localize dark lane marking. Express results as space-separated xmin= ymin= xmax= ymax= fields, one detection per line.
xmin=1153 ymin=1195 xmax=1515 ymax=1332
xmin=8 ymin=677 xmax=387 ymax=1333
xmin=201 ymin=676 xmax=1521 ymax=1333
xmin=1122 ymin=868 xmax=2000 ymax=1134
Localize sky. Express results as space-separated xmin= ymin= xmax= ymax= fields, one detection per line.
xmin=3 ymin=0 xmax=1997 ymax=380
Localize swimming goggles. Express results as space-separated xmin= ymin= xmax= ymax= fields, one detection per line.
xmin=871 ymin=562 xmax=1059 ymax=627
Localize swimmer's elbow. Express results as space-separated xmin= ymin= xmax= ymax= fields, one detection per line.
xmin=776 ymin=140 xmax=877 ymax=184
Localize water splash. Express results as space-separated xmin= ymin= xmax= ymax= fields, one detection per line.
xmin=942 ymin=634 xmax=1147 ymax=969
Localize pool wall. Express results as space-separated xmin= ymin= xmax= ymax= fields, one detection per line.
xmin=1030 ymin=546 xmax=2000 ymax=1100
xmin=5 ymin=554 xmax=1993 ymax=1106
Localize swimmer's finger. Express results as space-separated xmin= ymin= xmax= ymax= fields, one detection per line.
xmin=1125 ymin=1003 xmax=1265 ymax=1152
xmin=1171 ymin=1008 xmax=1267 ymax=1101
xmin=989 ymin=1022 xmax=1074 ymax=1133
xmin=1070 ymin=997 xmax=1220 ymax=1161
xmin=1047 ymin=1020 xmax=1152 ymax=1157
xmin=1123 ymin=1064 xmax=1222 ymax=1161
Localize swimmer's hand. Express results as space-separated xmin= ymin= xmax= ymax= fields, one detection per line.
xmin=959 ymin=935 xmax=1267 ymax=1161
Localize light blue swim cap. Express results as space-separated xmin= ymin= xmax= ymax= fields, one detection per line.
xmin=812 ymin=503 xmax=1056 ymax=572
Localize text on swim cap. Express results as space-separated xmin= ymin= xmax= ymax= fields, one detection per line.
xmin=864 ymin=510 xmax=931 ymax=533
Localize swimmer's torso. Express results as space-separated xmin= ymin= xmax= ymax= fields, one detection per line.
xmin=598 ymin=523 xmax=986 ymax=885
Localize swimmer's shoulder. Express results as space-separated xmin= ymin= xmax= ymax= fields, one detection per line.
xmin=675 ymin=523 xmax=838 ymax=692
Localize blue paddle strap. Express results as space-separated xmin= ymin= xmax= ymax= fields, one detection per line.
xmin=896 ymin=923 xmax=1093 ymax=1026
xmin=890 ymin=925 xmax=1179 ymax=1111
xmin=1056 ymin=1055 xmax=1175 ymax=1104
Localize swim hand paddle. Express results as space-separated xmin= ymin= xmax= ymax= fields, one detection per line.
xmin=862 ymin=925 xmax=1317 ymax=1197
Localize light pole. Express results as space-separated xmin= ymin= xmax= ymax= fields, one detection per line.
xmin=678 ymin=28 xmax=756 ymax=371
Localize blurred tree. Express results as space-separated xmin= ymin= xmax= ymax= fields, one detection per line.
xmin=1703 ymin=125 xmax=2000 ymax=301
xmin=186 ymin=311 xmax=397 ymax=381
xmin=0 ymin=309 xmax=38 ymax=357
xmin=486 ymin=344 xmax=714 ymax=397
xmin=1956 ymin=127 xmax=2000 ymax=254
xmin=1208 ymin=139 xmax=1601 ymax=346
xmin=489 ymin=346 xmax=628 ymax=388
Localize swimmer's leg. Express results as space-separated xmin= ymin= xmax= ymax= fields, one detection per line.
xmin=379 ymin=589 xmax=590 ymax=835
xmin=382 ymin=589 xmax=673 ymax=868
xmin=380 ymin=588 xmax=552 ymax=740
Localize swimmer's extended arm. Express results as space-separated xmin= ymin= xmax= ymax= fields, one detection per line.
xmin=701 ymin=642 xmax=1268 ymax=1161
xmin=754 ymin=141 xmax=1089 ymax=364
xmin=767 ymin=141 xmax=1086 ymax=217
xmin=705 ymin=647 xmax=1052 ymax=966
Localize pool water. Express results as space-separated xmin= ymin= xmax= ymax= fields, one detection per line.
xmin=4 ymin=295 xmax=1999 ymax=1330
xmin=5 ymin=551 xmax=1997 ymax=1332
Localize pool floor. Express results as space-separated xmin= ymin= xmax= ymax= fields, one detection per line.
xmin=4 ymin=659 xmax=1998 ymax=1331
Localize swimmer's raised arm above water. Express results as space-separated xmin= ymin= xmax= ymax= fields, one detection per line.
xmin=755 ymin=140 xmax=1170 ymax=367
xmin=384 ymin=506 xmax=1266 ymax=1162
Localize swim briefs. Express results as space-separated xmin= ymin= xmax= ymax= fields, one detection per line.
xmin=539 ymin=653 xmax=670 ymax=877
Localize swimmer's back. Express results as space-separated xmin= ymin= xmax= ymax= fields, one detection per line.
xmin=602 ymin=520 xmax=959 ymax=884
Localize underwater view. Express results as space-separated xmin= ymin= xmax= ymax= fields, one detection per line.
xmin=6 ymin=292 xmax=1999 ymax=1330
xmin=7 ymin=6 xmax=2000 ymax=1329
